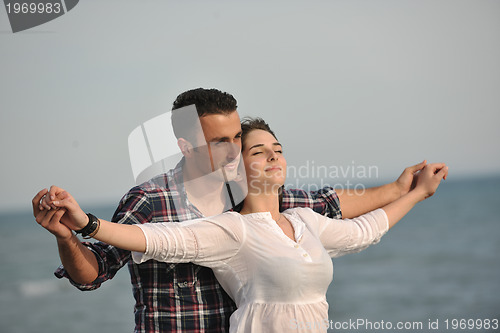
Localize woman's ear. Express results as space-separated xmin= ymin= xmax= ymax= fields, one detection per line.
xmin=177 ymin=138 xmax=193 ymax=157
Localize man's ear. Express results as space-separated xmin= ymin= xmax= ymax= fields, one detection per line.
xmin=177 ymin=138 xmax=194 ymax=157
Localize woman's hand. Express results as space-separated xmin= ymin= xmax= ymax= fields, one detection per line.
xmin=414 ymin=163 xmax=448 ymax=201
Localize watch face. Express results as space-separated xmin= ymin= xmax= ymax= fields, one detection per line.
xmin=89 ymin=221 xmax=97 ymax=231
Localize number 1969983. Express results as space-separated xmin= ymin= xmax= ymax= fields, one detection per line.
xmin=6 ymin=2 xmax=62 ymax=14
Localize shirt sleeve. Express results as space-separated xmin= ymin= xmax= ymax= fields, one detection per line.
xmin=282 ymin=186 xmax=342 ymax=219
xmin=54 ymin=187 xmax=153 ymax=291
xmin=132 ymin=213 xmax=244 ymax=268
xmin=296 ymin=207 xmax=389 ymax=258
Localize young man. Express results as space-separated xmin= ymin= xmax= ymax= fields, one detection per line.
xmin=33 ymin=88 xmax=425 ymax=333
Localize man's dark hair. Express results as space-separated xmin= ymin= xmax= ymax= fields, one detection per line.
xmin=171 ymin=88 xmax=238 ymax=141
xmin=172 ymin=88 xmax=237 ymax=116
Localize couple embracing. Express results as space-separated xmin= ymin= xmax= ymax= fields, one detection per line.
xmin=33 ymin=88 xmax=447 ymax=333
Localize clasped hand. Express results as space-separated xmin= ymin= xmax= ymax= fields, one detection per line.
xmin=394 ymin=160 xmax=448 ymax=199
xmin=32 ymin=186 xmax=88 ymax=240
xmin=412 ymin=162 xmax=448 ymax=201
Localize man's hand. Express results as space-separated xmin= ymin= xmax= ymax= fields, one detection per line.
xmin=33 ymin=187 xmax=101 ymax=285
xmin=33 ymin=188 xmax=72 ymax=240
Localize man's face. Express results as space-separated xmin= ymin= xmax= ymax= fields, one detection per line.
xmin=190 ymin=111 xmax=243 ymax=181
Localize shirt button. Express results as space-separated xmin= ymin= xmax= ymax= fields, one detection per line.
xmin=294 ymin=244 xmax=299 ymax=248
xmin=303 ymin=253 xmax=308 ymax=257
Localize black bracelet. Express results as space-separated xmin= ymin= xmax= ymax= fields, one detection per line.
xmin=75 ymin=213 xmax=100 ymax=239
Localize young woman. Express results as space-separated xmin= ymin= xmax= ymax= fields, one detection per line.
xmin=35 ymin=118 xmax=447 ymax=333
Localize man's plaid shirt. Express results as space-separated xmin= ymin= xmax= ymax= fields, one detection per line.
xmin=55 ymin=162 xmax=342 ymax=333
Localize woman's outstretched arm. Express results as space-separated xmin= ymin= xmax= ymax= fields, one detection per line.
xmin=44 ymin=188 xmax=146 ymax=253
xmin=311 ymin=162 xmax=448 ymax=257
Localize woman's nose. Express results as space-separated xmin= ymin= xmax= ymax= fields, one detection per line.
xmin=268 ymin=150 xmax=278 ymax=161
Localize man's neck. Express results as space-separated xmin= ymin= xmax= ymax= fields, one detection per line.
xmin=182 ymin=164 xmax=228 ymax=216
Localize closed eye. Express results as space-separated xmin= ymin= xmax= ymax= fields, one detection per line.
xmin=213 ymin=140 xmax=229 ymax=146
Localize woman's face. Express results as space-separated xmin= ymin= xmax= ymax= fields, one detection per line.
xmin=242 ymin=129 xmax=287 ymax=195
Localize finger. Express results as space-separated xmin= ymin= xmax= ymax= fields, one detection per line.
xmin=421 ymin=164 xmax=445 ymax=177
xmin=435 ymin=166 xmax=449 ymax=180
xmin=41 ymin=189 xmax=56 ymax=210
xmin=48 ymin=185 xmax=64 ymax=209
xmin=48 ymin=185 xmax=62 ymax=201
xmin=51 ymin=197 xmax=76 ymax=212
xmin=48 ymin=185 xmax=67 ymax=208
xmin=57 ymin=191 xmax=71 ymax=201
xmin=41 ymin=195 xmax=53 ymax=211
xmin=46 ymin=190 xmax=71 ymax=205
xmin=39 ymin=208 xmax=60 ymax=229
xmin=407 ymin=160 xmax=427 ymax=174
xmin=441 ymin=165 xmax=448 ymax=180
xmin=43 ymin=189 xmax=67 ymax=204
xmin=35 ymin=209 xmax=50 ymax=225
xmin=32 ymin=188 xmax=48 ymax=214
xmin=48 ymin=208 xmax=66 ymax=227
xmin=427 ymin=162 xmax=446 ymax=172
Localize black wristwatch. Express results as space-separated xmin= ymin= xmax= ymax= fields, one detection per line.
xmin=75 ymin=213 xmax=100 ymax=239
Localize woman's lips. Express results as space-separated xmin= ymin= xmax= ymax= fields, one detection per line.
xmin=265 ymin=166 xmax=282 ymax=172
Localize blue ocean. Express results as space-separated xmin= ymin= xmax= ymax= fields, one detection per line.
xmin=1 ymin=176 xmax=499 ymax=332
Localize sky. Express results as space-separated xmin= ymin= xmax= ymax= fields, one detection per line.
xmin=1 ymin=0 xmax=499 ymax=212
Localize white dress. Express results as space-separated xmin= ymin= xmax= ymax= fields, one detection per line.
xmin=132 ymin=207 xmax=388 ymax=333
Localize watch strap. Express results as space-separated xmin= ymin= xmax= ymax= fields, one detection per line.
xmin=76 ymin=213 xmax=100 ymax=239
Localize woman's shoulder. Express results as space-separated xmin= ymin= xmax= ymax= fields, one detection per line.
xmin=283 ymin=206 xmax=316 ymax=217
xmin=283 ymin=207 xmax=322 ymax=225
xmin=202 ymin=211 xmax=247 ymax=226
xmin=284 ymin=207 xmax=333 ymax=231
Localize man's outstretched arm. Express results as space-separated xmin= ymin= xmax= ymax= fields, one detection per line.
xmin=33 ymin=188 xmax=99 ymax=284
xmin=337 ymin=161 xmax=440 ymax=219
xmin=56 ymin=234 xmax=100 ymax=284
